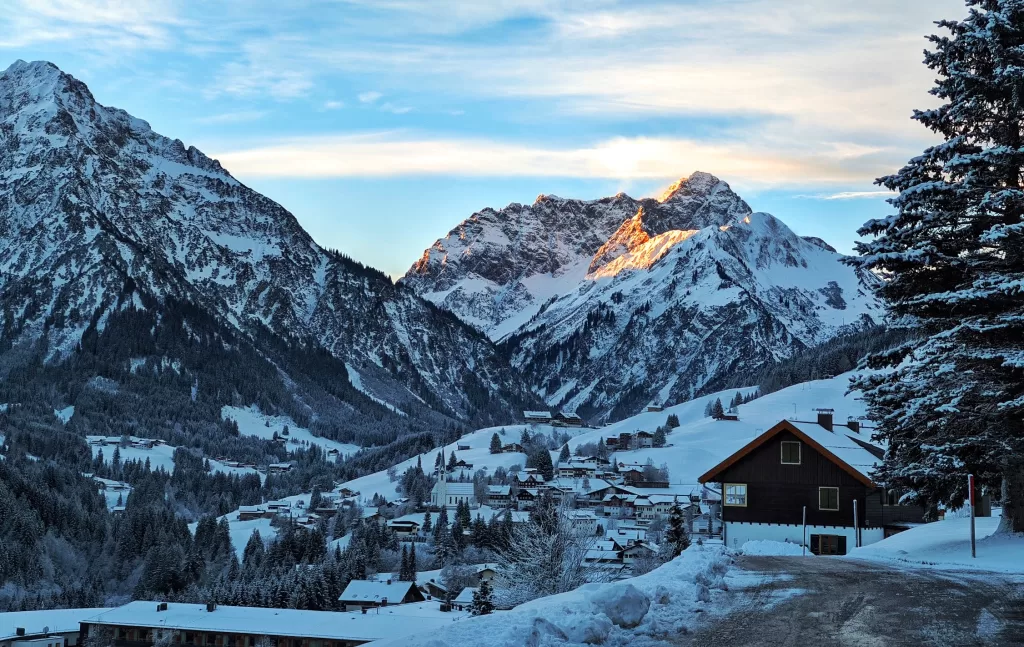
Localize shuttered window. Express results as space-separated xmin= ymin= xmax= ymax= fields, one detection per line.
xmin=780 ymin=441 xmax=801 ymax=464
xmin=819 ymin=487 xmax=839 ymax=511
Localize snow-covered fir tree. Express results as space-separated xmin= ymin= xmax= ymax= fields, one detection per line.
xmin=850 ymin=0 xmax=1024 ymax=533
xmin=470 ymin=580 xmax=494 ymax=616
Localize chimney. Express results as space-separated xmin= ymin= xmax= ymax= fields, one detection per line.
xmin=361 ymin=608 xmax=367 ymax=615
xmin=16 ymin=628 xmax=25 ymax=637
xmin=206 ymin=603 xmax=217 ymax=613
xmin=816 ymin=408 xmax=834 ymax=431
xmin=157 ymin=603 xmax=168 ymax=612
xmin=847 ymin=419 xmax=860 ymax=434
xmin=386 ymin=579 xmax=392 ymax=585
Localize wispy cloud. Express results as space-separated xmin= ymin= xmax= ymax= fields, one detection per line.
xmin=797 ymin=190 xmax=894 ymax=200
xmin=358 ymin=91 xmax=382 ymax=104
xmin=323 ymin=100 xmax=345 ymax=110
xmin=379 ymin=102 xmax=412 ymax=114
xmin=195 ymin=110 xmax=268 ymax=125
xmin=211 ymin=131 xmax=899 ymax=187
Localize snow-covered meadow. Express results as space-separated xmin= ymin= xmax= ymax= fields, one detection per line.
xmin=222 ymin=405 xmax=360 ymax=461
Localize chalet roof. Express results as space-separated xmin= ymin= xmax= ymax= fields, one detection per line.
xmin=339 ymin=579 xmax=418 ymax=603
xmin=697 ymin=419 xmax=881 ymax=487
xmin=453 ymin=587 xmax=477 ymax=605
xmin=523 ymin=410 xmax=552 ymax=420
xmin=487 ymin=485 xmax=511 ymax=495
xmin=83 ymin=601 xmax=451 ymax=643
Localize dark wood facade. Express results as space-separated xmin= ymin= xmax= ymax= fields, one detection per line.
xmin=708 ymin=429 xmax=871 ymax=528
xmin=699 ymin=421 xmax=927 ymax=534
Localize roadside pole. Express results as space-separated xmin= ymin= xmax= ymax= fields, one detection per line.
xmin=853 ymin=499 xmax=859 ymax=548
xmin=969 ymin=473 xmax=976 ymax=559
xmin=802 ymin=506 xmax=807 ymax=556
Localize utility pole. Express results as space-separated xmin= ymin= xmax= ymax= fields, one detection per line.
xmin=802 ymin=506 xmax=807 ymax=556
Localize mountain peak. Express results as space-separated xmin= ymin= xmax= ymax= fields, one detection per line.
xmin=657 ymin=171 xmax=722 ymax=203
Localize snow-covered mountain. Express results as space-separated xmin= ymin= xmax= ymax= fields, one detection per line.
xmin=0 ymin=60 xmax=532 ymax=426
xmin=402 ymin=172 xmax=882 ymax=421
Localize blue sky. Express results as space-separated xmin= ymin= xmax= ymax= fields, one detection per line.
xmin=2 ymin=0 xmax=963 ymax=277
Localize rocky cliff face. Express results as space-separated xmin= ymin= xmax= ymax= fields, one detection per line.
xmin=402 ymin=172 xmax=882 ymax=421
xmin=0 ymin=60 xmax=533 ymax=428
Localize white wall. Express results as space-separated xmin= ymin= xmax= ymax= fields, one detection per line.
xmin=724 ymin=521 xmax=884 ymax=552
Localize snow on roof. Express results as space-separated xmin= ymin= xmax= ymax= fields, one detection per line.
xmin=0 ymin=608 xmax=112 ymax=641
xmin=788 ymin=421 xmax=881 ymax=481
xmin=83 ymin=601 xmax=459 ymax=643
xmin=437 ymin=482 xmax=476 ymax=496
xmin=453 ymin=587 xmax=477 ymax=605
xmin=487 ymin=485 xmax=510 ymax=495
xmin=523 ymin=411 xmax=552 ymax=419
xmin=340 ymin=579 xmax=416 ymax=602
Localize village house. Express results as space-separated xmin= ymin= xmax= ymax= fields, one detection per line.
xmin=698 ymin=411 xmax=927 ymax=555
xmin=522 ymin=410 xmax=553 ymax=425
xmin=387 ymin=519 xmax=421 ymax=538
xmin=566 ymin=509 xmax=599 ymax=534
xmin=601 ymin=493 xmax=637 ymax=518
xmin=557 ymin=461 xmax=597 ymax=479
xmin=475 ymin=564 xmax=498 ymax=582
xmin=236 ymin=505 xmax=267 ymax=521
xmin=79 ymin=600 xmax=451 ymax=647
xmin=486 ymin=484 xmax=512 ymax=507
xmin=553 ymin=411 xmax=584 ymax=427
xmin=646 ymin=405 xmax=664 ymax=413
xmin=339 ymin=579 xmax=426 ymax=612
xmin=457 ymin=443 xmax=471 ymax=451
xmin=0 ymin=607 xmax=109 ymax=647
xmin=501 ymin=442 xmax=524 ymax=454
xmin=267 ymin=462 xmax=292 ymax=474
xmin=635 ymin=430 xmax=655 ymax=448
xmin=621 ymin=542 xmax=659 ymax=566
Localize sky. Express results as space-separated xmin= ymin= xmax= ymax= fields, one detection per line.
xmin=0 ymin=0 xmax=966 ymax=277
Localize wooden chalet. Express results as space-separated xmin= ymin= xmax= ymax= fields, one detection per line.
xmin=698 ymin=414 xmax=926 ymax=555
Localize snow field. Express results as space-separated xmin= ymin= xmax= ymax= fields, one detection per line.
xmin=222 ymin=405 xmax=361 ymax=461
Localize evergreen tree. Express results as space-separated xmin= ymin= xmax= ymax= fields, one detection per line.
xmin=710 ymin=398 xmax=724 ymax=419
xmin=400 ymin=545 xmax=409 ymax=581
xmin=531 ymin=449 xmax=554 ymax=481
xmin=408 ymin=542 xmax=417 ymax=578
xmin=433 ymin=507 xmax=449 ymax=543
xmin=422 ymin=510 xmax=432 ymax=533
xmin=664 ymin=498 xmax=691 ymax=557
xmin=850 ymin=0 xmax=1024 ymax=532
xmin=490 ymin=433 xmax=502 ymax=454
xmin=309 ymin=486 xmax=322 ymax=511
xmin=447 ymin=451 xmax=458 ymax=471
xmin=653 ymin=426 xmax=667 ymax=448
xmin=558 ymin=444 xmax=570 ymax=463
xmin=666 ymin=413 xmax=680 ymax=428
xmin=470 ymin=580 xmax=494 ymax=616
xmin=520 ymin=429 xmax=531 ymax=446
xmin=242 ymin=530 xmax=265 ymax=568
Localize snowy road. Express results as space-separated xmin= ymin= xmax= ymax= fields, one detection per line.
xmin=683 ymin=556 xmax=1024 ymax=646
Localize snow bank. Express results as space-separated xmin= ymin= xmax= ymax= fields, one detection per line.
xmin=741 ymin=540 xmax=807 ymax=556
xmin=374 ymin=544 xmax=750 ymax=647
xmin=848 ymin=514 xmax=1024 ymax=573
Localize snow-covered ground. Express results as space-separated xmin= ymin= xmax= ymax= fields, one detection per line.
xmin=0 ymin=607 xmax=112 ymax=639
xmin=741 ymin=540 xmax=808 ymax=556
xmin=375 ymin=543 xmax=766 ymax=647
xmin=222 ymin=405 xmax=360 ymax=461
xmin=87 ymin=437 xmax=263 ymax=481
xmin=848 ymin=513 xmax=1024 ymax=573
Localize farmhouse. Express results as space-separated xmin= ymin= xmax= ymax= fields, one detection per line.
xmin=236 ymin=505 xmax=267 ymax=521
xmin=80 ymin=600 xmax=451 ymax=647
xmin=486 ymin=484 xmax=511 ymax=507
xmin=553 ymin=411 xmax=583 ymax=427
xmin=339 ymin=579 xmax=425 ymax=611
xmin=698 ymin=412 xmax=926 ymax=555
xmin=387 ymin=519 xmax=421 ymax=538
xmin=522 ymin=410 xmax=552 ymax=424
xmin=267 ymin=462 xmax=292 ymax=474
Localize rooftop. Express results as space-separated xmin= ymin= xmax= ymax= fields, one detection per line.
xmin=0 ymin=608 xmax=111 ymax=641
xmin=82 ymin=601 xmax=462 ymax=643
xmin=340 ymin=579 xmax=417 ymax=602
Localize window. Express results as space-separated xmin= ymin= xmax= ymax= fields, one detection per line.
xmin=724 ymin=483 xmax=747 ymax=506
xmin=780 ymin=441 xmax=801 ymax=464
xmin=819 ymin=487 xmax=839 ymax=511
